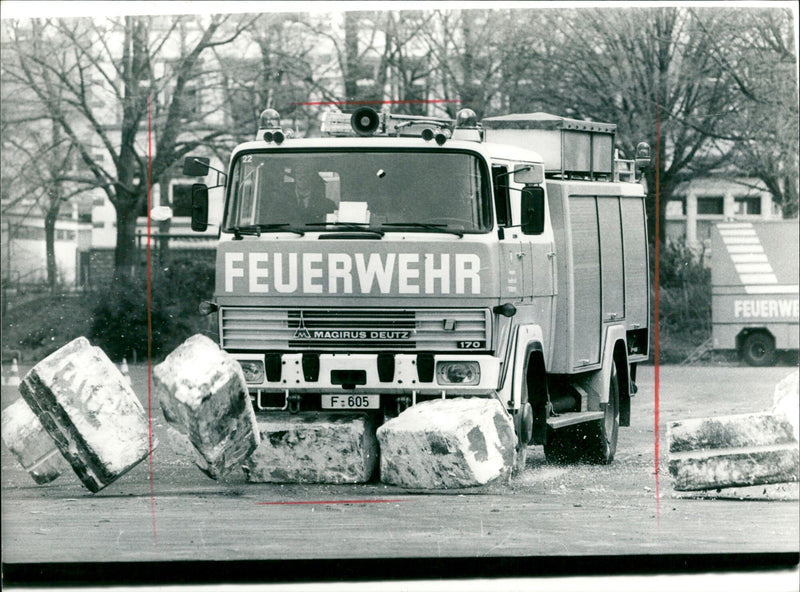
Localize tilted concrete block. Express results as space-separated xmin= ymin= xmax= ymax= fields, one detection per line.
xmin=668 ymin=412 xmax=799 ymax=491
xmin=243 ymin=412 xmax=379 ymax=483
xmin=1 ymin=398 xmax=67 ymax=484
xmin=19 ymin=337 xmax=154 ymax=492
xmin=153 ymin=334 xmax=259 ymax=479
xmin=772 ymin=370 xmax=799 ymax=442
xmin=377 ymin=397 xmax=517 ymax=489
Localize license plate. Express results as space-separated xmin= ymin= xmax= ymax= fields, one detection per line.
xmin=321 ymin=394 xmax=379 ymax=410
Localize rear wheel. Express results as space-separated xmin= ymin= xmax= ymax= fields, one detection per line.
xmin=583 ymin=363 xmax=619 ymax=464
xmin=543 ymin=364 xmax=620 ymax=465
xmin=741 ymin=331 xmax=776 ymax=367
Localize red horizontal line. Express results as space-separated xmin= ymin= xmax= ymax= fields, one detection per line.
xmin=256 ymin=499 xmax=407 ymax=506
xmin=293 ymin=99 xmax=461 ymax=106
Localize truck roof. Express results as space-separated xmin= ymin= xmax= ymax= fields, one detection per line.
xmin=230 ymin=136 xmax=545 ymax=165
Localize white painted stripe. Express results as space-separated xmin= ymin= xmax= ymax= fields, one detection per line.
xmin=731 ymin=254 xmax=769 ymax=263
xmin=739 ymin=273 xmax=779 ymax=284
xmin=735 ymin=263 xmax=775 ymax=274
xmin=722 ymin=236 xmax=761 ymax=244
xmin=744 ymin=285 xmax=800 ymax=294
xmin=719 ymin=229 xmax=758 ymax=237
xmin=726 ymin=244 xmax=765 ymax=253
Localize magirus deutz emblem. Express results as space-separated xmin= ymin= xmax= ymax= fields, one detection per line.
xmin=292 ymin=311 xmax=413 ymax=341
xmin=293 ymin=311 xmax=312 ymax=339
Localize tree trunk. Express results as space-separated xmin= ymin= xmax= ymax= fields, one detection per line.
xmin=44 ymin=206 xmax=58 ymax=293
xmin=344 ymin=12 xmax=360 ymax=102
xmin=114 ymin=203 xmax=140 ymax=280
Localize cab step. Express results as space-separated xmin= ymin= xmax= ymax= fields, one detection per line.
xmin=546 ymin=411 xmax=604 ymax=430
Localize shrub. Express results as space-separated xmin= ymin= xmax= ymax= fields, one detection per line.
xmin=89 ymin=258 xmax=215 ymax=362
xmin=658 ymin=239 xmax=711 ymax=334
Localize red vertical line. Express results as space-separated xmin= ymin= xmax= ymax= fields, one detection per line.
xmin=654 ymin=100 xmax=661 ymax=526
xmin=147 ymin=94 xmax=158 ymax=544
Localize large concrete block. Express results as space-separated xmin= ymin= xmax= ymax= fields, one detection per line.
xmin=1 ymin=398 xmax=67 ymax=484
xmin=772 ymin=370 xmax=799 ymax=442
xmin=19 ymin=337 xmax=153 ymax=492
xmin=243 ymin=412 xmax=378 ymax=483
xmin=377 ymin=397 xmax=516 ymax=489
xmin=668 ymin=412 xmax=800 ymax=491
xmin=153 ymin=334 xmax=259 ymax=479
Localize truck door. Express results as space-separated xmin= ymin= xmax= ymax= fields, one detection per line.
xmin=493 ymin=164 xmax=529 ymax=300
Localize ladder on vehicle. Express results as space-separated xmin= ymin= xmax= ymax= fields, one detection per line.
xmin=680 ymin=338 xmax=713 ymax=366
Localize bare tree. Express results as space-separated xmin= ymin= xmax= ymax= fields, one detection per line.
xmin=4 ymin=14 xmax=254 ymax=278
xmin=502 ymin=8 xmax=743 ymax=243
xmin=689 ymin=8 xmax=798 ymax=218
xmin=1 ymin=20 xmax=91 ymax=291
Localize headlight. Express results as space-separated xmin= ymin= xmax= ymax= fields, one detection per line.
xmin=239 ymin=360 xmax=265 ymax=384
xmin=436 ymin=361 xmax=480 ymax=385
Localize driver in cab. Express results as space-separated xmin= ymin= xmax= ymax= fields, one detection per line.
xmin=291 ymin=162 xmax=336 ymax=222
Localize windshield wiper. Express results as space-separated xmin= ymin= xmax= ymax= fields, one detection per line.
xmin=305 ymin=222 xmax=385 ymax=237
xmin=381 ymin=222 xmax=464 ymax=238
xmin=224 ymin=224 xmax=305 ymax=239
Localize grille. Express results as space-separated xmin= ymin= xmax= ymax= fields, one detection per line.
xmin=221 ymin=307 xmax=490 ymax=351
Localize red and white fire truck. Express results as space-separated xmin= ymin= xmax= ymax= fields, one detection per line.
xmin=182 ymin=106 xmax=651 ymax=465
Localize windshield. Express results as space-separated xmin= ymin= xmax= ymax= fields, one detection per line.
xmin=224 ymin=150 xmax=491 ymax=233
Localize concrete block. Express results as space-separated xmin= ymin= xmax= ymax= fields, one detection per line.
xmin=19 ymin=337 xmax=153 ymax=493
xmin=772 ymin=370 xmax=799 ymax=442
xmin=153 ymin=334 xmax=259 ymax=479
xmin=1 ymin=398 xmax=67 ymax=484
xmin=243 ymin=412 xmax=379 ymax=483
xmin=377 ymin=397 xmax=517 ymax=489
xmin=668 ymin=412 xmax=800 ymax=491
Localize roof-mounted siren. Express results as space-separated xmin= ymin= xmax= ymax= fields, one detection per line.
xmin=351 ymin=106 xmax=382 ymax=136
xmin=257 ymin=108 xmax=286 ymax=144
xmin=634 ymin=141 xmax=651 ymax=170
xmin=452 ymin=108 xmax=482 ymax=142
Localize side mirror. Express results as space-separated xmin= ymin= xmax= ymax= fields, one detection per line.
xmin=521 ymin=186 xmax=545 ymax=235
xmin=191 ymin=183 xmax=209 ymax=232
xmin=183 ymin=156 xmax=210 ymax=177
xmin=513 ymin=164 xmax=544 ymax=185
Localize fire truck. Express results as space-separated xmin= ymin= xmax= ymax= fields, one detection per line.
xmin=181 ymin=106 xmax=651 ymax=466
xmin=710 ymin=220 xmax=799 ymax=366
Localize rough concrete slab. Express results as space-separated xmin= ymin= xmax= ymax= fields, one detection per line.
xmin=19 ymin=337 xmax=153 ymax=492
xmin=668 ymin=412 xmax=797 ymax=453
xmin=772 ymin=370 xmax=799 ymax=442
xmin=243 ymin=412 xmax=378 ymax=483
xmin=668 ymin=412 xmax=800 ymax=491
xmin=153 ymin=334 xmax=259 ymax=479
xmin=377 ymin=397 xmax=516 ymax=489
xmin=1 ymin=398 xmax=67 ymax=484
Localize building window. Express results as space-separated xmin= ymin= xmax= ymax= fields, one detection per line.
xmin=697 ymin=196 xmax=724 ymax=215
xmin=172 ymin=184 xmax=194 ymax=217
xmin=734 ymin=196 xmax=761 ymax=216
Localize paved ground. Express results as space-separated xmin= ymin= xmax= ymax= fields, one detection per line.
xmin=2 ymin=363 xmax=798 ymax=583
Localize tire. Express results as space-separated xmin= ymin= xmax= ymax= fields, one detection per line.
xmin=583 ymin=363 xmax=620 ymax=464
xmin=513 ymin=380 xmax=534 ymax=475
xmin=741 ymin=332 xmax=776 ymax=367
xmin=544 ymin=364 xmax=620 ymax=465
xmin=543 ymin=425 xmax=576 ymax=464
